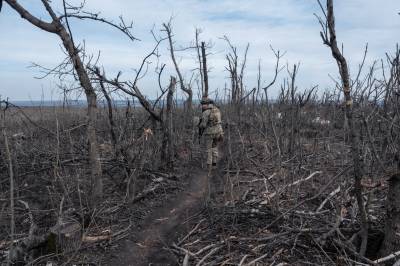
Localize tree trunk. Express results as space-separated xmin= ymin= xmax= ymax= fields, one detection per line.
xmin=5 ymin=0 xmax=103 ymax=205
xmin=321 ymin=0 xmax=368 ymax=255
xmin=379 ymin=174 xmax=400 ymax=257
xmin=201 ymin=42 xmax=209 ymax=98
xmin=161 ymin=77 xmax=176 ymax=169
xmin=185 ymin=90 xmax=193 ymax=111
xmin=2 ymin=113 xmax=15 ymax=266
xmin=58 ymin=27 xmax=103 ymax=204
xmin=163 ymin=23 xmax=192 ymax=111
xmin=98 ymin=76 xmax=118 ymax=156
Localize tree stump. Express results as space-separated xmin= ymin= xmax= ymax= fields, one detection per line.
xmin=50 ymin=217 xmax=82 ymax=253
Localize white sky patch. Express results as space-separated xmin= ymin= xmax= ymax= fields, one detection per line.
xmin=0 ymin=0 xmax=399 ymax=101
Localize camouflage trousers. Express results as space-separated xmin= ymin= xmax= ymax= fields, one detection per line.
xmin=205 ymin=133 xmax=222 ymax=165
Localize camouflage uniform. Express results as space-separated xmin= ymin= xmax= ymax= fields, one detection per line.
xmin=199 ymin=100 xmax=224 ymax=166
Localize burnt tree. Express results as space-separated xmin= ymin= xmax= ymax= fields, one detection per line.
xmin=317 ymin=0 xmax=368 ymax=256
xmin=223 ymin=36 xmax=249 ymax=104
xmin=379 ymin=174 xmax=400 ymax=258
xmin=201 ymin=41 xmax=209 ymax=98
xmin=163 ymin=22 xmax=193 ymax=110
xmin=4 ymin=0 xmax=103 ymax=204
xmin=162 ymin=76 xmax=177 ymax=169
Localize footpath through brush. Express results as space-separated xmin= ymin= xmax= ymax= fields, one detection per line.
xmin=107 ymin=167 xmax=210 ymax=266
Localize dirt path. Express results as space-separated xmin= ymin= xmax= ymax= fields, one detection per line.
xmin=108 ymin=168 xmax=208 ymax=266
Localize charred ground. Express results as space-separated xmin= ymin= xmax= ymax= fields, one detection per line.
xmin=1 ymin=100 xmax=399 ymax=265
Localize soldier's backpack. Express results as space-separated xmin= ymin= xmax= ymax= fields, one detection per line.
xmin=209 ymin=106 xmax=221 ymax=127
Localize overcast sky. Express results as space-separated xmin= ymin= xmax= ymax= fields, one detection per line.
xmin=0 ymin=0 xmax=399 ymax=101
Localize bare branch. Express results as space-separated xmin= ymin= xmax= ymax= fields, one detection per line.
xmin=4 ymin=0 xmax=57 ymax=32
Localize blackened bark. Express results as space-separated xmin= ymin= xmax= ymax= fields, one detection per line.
xmin=321 ymin=0 xmax=368 ymax=255
xmin=379 ymin=174 xmax=400 ymax=257
xmin=163 ymin=23 xmax=192 ymax=110
xmin=57 ymin=25 xmax=103 ymax=205
xmin=6 ymin=0 xmax=103 ymax=204
xmin=98 ymin=76 xmax=118 ymax=155
xmin=161 ymin=77 xmax=176 ymax=169
xmin=201 ymin=42 xmax=209 ymax=98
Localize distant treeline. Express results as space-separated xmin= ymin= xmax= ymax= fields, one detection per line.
xmin=11 ymin=99 xmax=195 ymax=107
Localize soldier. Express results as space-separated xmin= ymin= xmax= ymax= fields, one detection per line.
xmin=198 ymin=98 xmax=224 ymax=173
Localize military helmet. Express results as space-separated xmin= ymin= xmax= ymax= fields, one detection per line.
xmin=200 ymin=97 xmax=214 ymax=105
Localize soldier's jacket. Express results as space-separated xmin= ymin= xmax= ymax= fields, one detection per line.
xmin=199 ymin=105 xmax=223 ymax=136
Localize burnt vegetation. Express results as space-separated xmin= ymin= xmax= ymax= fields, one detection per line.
xmin=1 ymin=0 xmax=400 ymax=265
